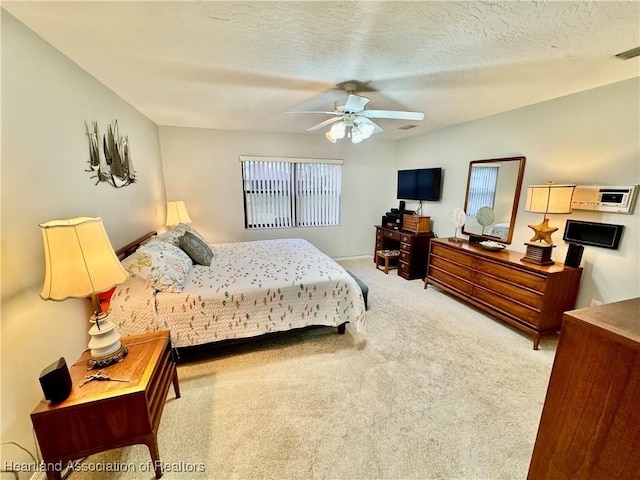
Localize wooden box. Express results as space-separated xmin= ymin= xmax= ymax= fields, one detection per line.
xmin=402 ymin=215 xmax=430 ymax=233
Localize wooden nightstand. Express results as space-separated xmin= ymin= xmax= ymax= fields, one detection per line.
xmin=31 ymin=331 xmax=180 ymax=480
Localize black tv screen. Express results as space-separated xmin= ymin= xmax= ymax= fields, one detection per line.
xmin=397 ymin=167 xmax=442 ymax=201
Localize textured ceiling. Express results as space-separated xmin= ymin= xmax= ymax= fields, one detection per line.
xmin=3 ymin=1 xmax=639 ymax=140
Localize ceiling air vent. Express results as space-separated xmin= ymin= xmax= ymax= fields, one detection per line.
xmin=615 ymin=46 xmax=640 ymax=60
xmin=398 ymin=124 xmax=417 ymax=130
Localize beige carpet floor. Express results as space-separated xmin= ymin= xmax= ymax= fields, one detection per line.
xmin=69 ymin=257 xmax=557 ymax=480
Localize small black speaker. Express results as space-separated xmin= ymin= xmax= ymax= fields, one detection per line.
xmin=399 ymin=200 xmax=406 ymax=210
xmin=39 ymin=357 xmax=72 ymax=403
xmin=564 ymin=243 xmax=584 ymax=268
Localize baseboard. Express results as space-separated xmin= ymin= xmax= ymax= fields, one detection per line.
xmin=333 ymin=254 xmax=372 ymax=261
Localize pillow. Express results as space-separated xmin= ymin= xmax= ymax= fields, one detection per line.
xmin=179 ymin=231 xmax=214 ymax=266
xmin=156 ymin=224 xmax=208 ymax=246
xmin=155 ymin=229 xmax=183 ymax=246
xmin=121 ymin=239 xmax=192 ymax=292
xmin=175 ymin=223 xmax=208 ymax=244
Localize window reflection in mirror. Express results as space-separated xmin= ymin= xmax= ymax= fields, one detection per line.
xmin=462 ymin=157 xmax=526 ymax=244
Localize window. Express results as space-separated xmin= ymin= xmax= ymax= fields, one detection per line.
xmin=466 ymin=165 xmax=499 ymax=216
xmin=240 ymin=156 xmax=342 ymax=229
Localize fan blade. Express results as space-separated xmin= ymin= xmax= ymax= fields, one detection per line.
xmin=344 ymin=94 xmax=369 ymax=112
xmin=306 ymin=116 xmax=343 ymax=131
xmin=363 ymin=110 xmax=424 ymax=121
xmin=287 ymin=111 xmax=340 ymax=115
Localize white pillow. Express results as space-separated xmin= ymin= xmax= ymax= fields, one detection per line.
xmin=155 ymin=229 xmax=183 ymax=245
xmin=156 ymin=224 xmax=208 ymax=246
xmin=174 ymin=223 xmax=208 ymax=244
xmin=121 ymin=239 xmax=192 ymax=292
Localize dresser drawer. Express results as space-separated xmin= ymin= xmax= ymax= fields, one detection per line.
xmin=429 ymin=267 xmax=474 ymax=295
xmin=429 ymin=255 xmax=474 ymax=282
xmin=399 ymin=250 xmax=412 ymax=262
xmin=473 ymin=286 xmax=541 ymax=328
xmin=400 ymin=241 xmax=412 ymax=252
xmin=399 ymin=261 xmax=411 ymax=276
xmin=474 ymin=272 xmax=544 ymax=309
xmin=475 ymin=258 xmax=546 ymax=292
xmin=431 ymin=243 xmax=476 ymax=268
xmin=383 ymin=229 xmax=401 ymax=241
xmin=400 ymin=234 xmax=413 ymax=244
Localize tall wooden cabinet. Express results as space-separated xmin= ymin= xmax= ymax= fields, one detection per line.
xmin=425 ymin=238 xmax=582 ymax=349
xmin=374 ymin=226 xmax=433 ymax=280
xmin=528 ymin=298 xmax=640 ymax=479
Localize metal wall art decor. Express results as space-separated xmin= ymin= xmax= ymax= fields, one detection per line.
xmin=85 ymin=120 xmax=136 ymax=187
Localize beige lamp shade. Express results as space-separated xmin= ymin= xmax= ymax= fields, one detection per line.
xmin=165 ymin=201 xmax=192 ymax=226
xmin=525 ymin=183 xmax=576 ymax=216
xmin=39 ymin=217 xmax=128 ymax=301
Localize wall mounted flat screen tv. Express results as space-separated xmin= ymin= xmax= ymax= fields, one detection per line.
xmin=397 ymin=167 xmax=442 ymax=201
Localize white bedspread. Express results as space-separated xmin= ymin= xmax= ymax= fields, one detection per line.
xmin=488 ymin=222 xmax=510 ymax=239
xmin=110 ymin=238 xmax=365 ymax=347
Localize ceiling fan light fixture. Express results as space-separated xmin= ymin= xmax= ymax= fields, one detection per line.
xmin=330 ymin=122 xmax=346 ymax=139
xmin=360 ymin=122 xmax=375 ymax=139
xmin=300 ymin=80 xmax=424 ymax=142
xmin=325 ymin=118 xmax=376 ymax=144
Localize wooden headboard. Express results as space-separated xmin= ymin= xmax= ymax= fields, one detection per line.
xmin=115 ymin=231 xmax=157 ymax=260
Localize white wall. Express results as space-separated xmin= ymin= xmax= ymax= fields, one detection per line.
xmin=0 ymin=12 xmax=166 ymax=473
xmin=396 ymin=78 xmax=640 ymax=306
xmin=159 ymin=127 xmax=396 ymax=258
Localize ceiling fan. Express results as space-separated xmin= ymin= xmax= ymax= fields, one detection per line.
xmin=293 ymin=81 xmax=425 ymax=143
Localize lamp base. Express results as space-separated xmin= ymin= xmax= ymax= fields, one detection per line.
xmin=87 ymin=344 xmax=128 ymax=369
xmin=521 ymin=242 xmax=555 ymax=266
xmin=87 ymin=312 xmax=128 ymax=369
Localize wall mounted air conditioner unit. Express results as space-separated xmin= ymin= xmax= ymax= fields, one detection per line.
xmin=571 ymin=185 xmax=637 ymax=214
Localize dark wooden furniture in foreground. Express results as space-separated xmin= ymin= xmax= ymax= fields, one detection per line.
xmin=374 ymin=226 xmax=434 ymax=280
xmin=425 ymin=238 xmax=582 ymax=349
xmin=528 ymin=298 xmax=640 ymax=479
xmin=31 ymin=331 xmax=180 ymax=480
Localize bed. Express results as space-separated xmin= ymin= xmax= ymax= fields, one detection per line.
xmin=108 ymin=226 xmax=366 ymax=348
xmin=487 ymin=222 xmax=510 ymax=239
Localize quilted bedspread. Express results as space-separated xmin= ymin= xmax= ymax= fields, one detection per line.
xmin=110 ymin=238 xmax=366 ymax=347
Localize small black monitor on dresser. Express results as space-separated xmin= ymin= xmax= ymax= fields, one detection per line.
xmin=563 ymin=220 xmax=624 ymax=249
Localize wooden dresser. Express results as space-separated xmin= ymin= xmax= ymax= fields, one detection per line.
xmin=528 ymin=298 xmax=640 ymax=479
xmin=425 ymin=238 xmax=582 ymax=349
xmin=374 ymin=226 xmax=433 ymax=280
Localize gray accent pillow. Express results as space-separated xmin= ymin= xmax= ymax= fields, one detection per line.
xmin=178 ymin=231 xmax=213 ymax=266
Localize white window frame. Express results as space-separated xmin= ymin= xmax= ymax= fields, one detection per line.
xmin=239 ymin=156 xmax=343 ymax=229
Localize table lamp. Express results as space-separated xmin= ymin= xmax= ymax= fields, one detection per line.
xmin=39 ymin=217 xmax=129 ymax=368
xmin=522 ymin=181 xmax=576 ymax=265
xmin=165 ymin=201 xmax=191 ymax=227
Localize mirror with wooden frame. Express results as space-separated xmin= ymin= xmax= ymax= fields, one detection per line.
xmin=462 ymin=156 xmax=526 ymax=244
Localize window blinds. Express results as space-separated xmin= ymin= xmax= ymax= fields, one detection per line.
xmin=467 ymin=165 xmax=499 ymax=216
xmin=240 ymin=156 xmax=342 ymax=229
xmin=242 ymin=160 xmax=293 ymax=229
xmin=295 ymin=162 xmax=341 ymax=227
